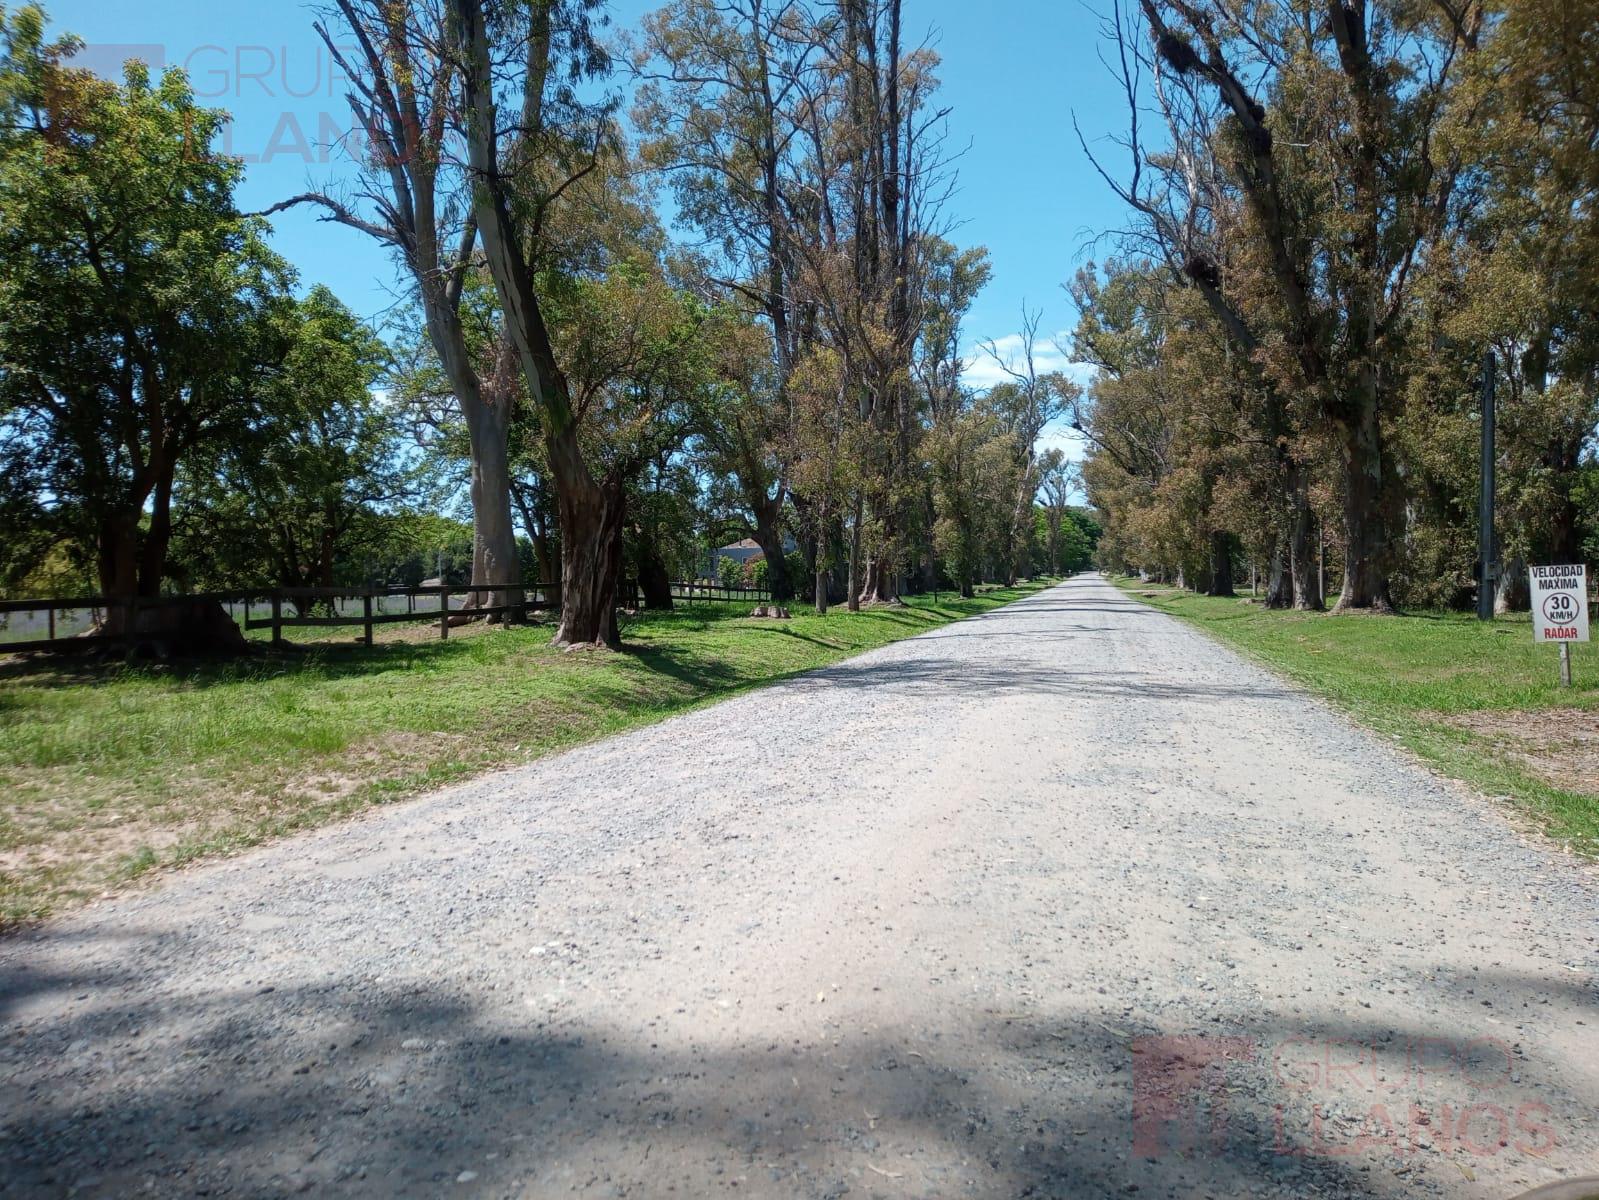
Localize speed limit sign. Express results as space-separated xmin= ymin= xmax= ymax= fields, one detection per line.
xmin=1529 ymin=564 xmax=1588 ymax=643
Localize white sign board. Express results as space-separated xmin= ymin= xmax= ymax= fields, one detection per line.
xmin=1529 ymin=564 xmax=1589 ymax=643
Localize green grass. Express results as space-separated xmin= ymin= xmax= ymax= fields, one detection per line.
xmin=0 ymin=583 xmax=1050 ymax=927
xmin=1110 ymin=577 xmax=1599 ymax=856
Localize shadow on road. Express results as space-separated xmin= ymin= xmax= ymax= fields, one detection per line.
xmin=6 ymin=948 xmax=1573 ymax=1198
xmin=788 ymin=656 xmax=1291 ymax=702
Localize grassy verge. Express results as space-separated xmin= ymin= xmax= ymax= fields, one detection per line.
xmin=1111 ymin=577 xmax=1599 ymax=857
xmin=0 ymin=582 xmax=1050 ymax=926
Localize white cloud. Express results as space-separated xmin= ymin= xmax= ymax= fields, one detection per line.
xmin=960 ymin=329 xmax=1097 ymax=392
xmin=1037 ymin=420 xmax=1087 ymax=465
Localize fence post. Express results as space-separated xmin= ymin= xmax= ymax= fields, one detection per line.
xmin=271 ymin=592 xmax=283 ymax=646
xmin=363 ymin=592 xmax=374 ymax=647
xmin=47 ymin=603 xmax=55 ymax=643
xmin=439 ymin=589 xmax=449 ymax=640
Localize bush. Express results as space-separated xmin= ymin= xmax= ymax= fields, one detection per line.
xmin=717 ymin=555 xmax=746 ymax=590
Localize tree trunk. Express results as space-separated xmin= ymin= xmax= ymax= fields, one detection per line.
xmin=1332 ymin=401 xmax=1394 ymax=612
xmin=1288 ymin=483 xmax=1322 ymax=611
xmin=1496 ymin=555 xmax=1530 ymax=614
xmin=96 ymin=511 xmax=141 ymax=636
xmin=846 ymin=493 xmax=863 ymax=612
xmin=857 ymin=554 xmax=901 ymax=606
xmin=97 ymin=511 xmax=140 ymax=601
xmin=1265 ymin=541 xmax=1294 ymax=609
xmin=814 ymin=525 xmax=830 ymax=616
xmin=750 ymin=500 xmax=791 ymax=603
xmin=549 ymin=434 xmax=625 ymax=649
xmin=637 ymin=535 xmax=674 ymax=610
xmin=1206 ymin=530 xmax=1236 ymax=597
xmin=464 ymin=398 xmax=523 ymax=623
xmin=454 ymin=0 xmax=614 ymax=647
xmin=138 ymin=465 xmax=175 ymax=598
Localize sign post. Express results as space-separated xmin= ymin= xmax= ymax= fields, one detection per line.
xmin=1528 ymin=564 xmax=1589 ymax=687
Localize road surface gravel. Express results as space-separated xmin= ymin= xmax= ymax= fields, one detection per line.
xmin=2 ymin=574 xmax=1596 ymax=1198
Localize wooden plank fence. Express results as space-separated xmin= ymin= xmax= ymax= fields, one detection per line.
xmin=0 ymin=579 xmax=776 ymax=655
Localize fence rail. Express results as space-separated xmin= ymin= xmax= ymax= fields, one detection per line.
xmin=668 ymin=582 xmax=773 ymax=604
xmin=0 ymin=578 xmax=777 ymax=655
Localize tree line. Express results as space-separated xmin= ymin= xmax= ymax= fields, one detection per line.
xmin=1075 ymin=0 xmax=1599 ymax=613
xmin=0 ymin=0 xmax=1098 ymax=649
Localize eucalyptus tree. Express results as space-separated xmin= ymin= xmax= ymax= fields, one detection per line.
xmin=980 ymin=310 xmax=1077 ymax=585
xmin=1088 ymin=0 xmax=1484 ymax=610
xmin=451 ymin=0 xmax=654 ymax=648
xmin=1037 ymin=449 xmax=1078 ymax=576
xmin=266 ymin=0 xmax=526 ymax=620
xmin=632 ymin=0 xmax=833 ymax=603
xmin=1443 ymin=0 xmax=1599 ymax=609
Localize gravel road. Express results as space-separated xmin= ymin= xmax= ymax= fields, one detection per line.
xmin=3 ymin=574 xmax=1596 ymax=1199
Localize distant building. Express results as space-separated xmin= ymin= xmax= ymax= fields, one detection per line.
xmin=715 ymin=538 xmax=767 ymax=567
xmin=709 ymin=535 xmax=797 ymax=577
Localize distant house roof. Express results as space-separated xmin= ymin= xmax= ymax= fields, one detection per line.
xmin=720 ymin=538 xmax=763 ymax=552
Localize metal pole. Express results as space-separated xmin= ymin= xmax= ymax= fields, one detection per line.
xmin=1478 ymin=351 xmax=1497 ymax=621
xmin=1561 ymin=642 xmax=1573 ymax=688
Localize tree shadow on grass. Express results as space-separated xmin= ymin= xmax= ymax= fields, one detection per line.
xmin=0 ymin=637 xmax=499 ymax=694
xmin=0 ymin=607 xmax=776 ymax=696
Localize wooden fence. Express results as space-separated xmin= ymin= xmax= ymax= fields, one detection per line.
xmin=0 ymin=578 xmax=777 ymax=655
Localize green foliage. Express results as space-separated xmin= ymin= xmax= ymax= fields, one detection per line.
xmin=716 ymin=554 xmax=746 ymax=590
xmin=1085 ymin=2 xmax=1599 ymax=610
xmin=172 ymin=287 xmax=413 ymax=591
xmin=0 ymin=18 xmax=293 ymax=593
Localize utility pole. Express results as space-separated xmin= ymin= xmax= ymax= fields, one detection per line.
xmin=1478 ymin=351 xmax=1497 ymax=621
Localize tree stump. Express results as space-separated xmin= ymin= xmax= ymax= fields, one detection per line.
xmin=749 ymin=605 xmax=792 ymax=620
xmin=116 ymin=599 xmax=249 ymax=658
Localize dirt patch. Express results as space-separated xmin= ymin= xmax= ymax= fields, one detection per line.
xmin=1439 ymin=707 xmax=1599 ymax=794
xmin=0 ymin=728 xmax=480 ymax=925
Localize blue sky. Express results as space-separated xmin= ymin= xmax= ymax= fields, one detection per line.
xmin=50 ymin=0 xmax=1130 ymax=458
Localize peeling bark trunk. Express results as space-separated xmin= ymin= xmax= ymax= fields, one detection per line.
xmin=846 ymin=493 xmax=863 ymax=613
xmin=1496 ymin=555 xmax=1530 ymax=614
xmin=550 ymin=435 xmax=625 ymax=649
xmin=814 ymin=526 xmax=830 ymax=616
xmin=857 ymin=554 xmax=901 ymax=606
xmin=454 ymin=0 xmax=615 ymax=647
xmin=463 ymin=397 xmax=523 ymax=623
